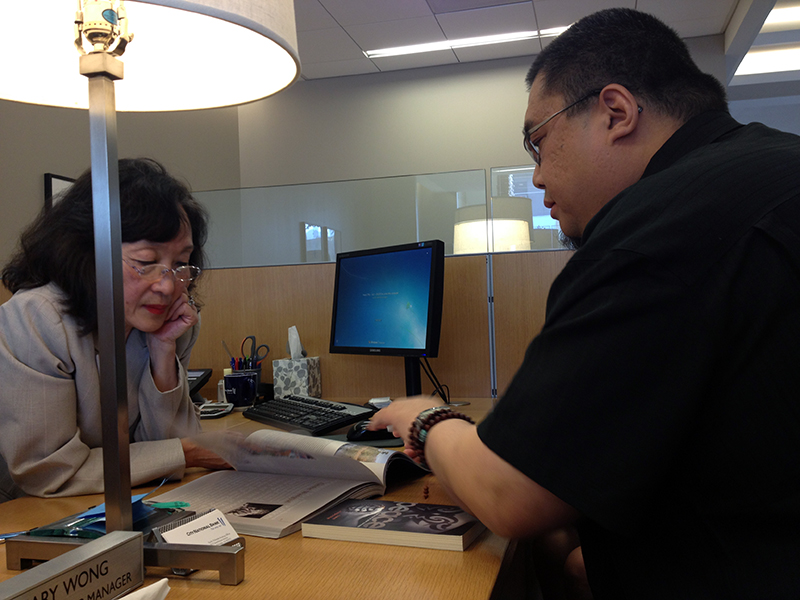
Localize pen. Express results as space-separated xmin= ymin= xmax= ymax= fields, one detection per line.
xmin=221 ymin=340 xmax=235 ymax=361
xmin=230 ymin=357 xmax=236 ymax=369
xmin=148 ymin=501 xmax=191 ymax=509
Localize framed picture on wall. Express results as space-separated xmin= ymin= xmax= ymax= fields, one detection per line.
xmin=44 ymin=173 xmax=75 ymax=210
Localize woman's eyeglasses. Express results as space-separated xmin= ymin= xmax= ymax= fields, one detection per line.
xmin=123 ymin=259 xmax=201 ymax=283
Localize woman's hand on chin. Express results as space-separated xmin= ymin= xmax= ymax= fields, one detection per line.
xmin=150 ymin=291 xmax=198 ymax=345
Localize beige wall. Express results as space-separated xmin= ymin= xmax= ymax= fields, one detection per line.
xmin=238 ymin=56 xmax=533 ymax=188
xmin=0 ymin=101 xmax=241 ymax=264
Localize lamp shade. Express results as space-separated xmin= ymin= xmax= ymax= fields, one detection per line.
xmin=0 ymin=0 xmax=300 ymax=111
xmin=454 ymin=197 xmax=533 ymax=254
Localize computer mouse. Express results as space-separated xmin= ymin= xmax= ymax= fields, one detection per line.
xmin=346 ymin=419 xmax=396 ymax=442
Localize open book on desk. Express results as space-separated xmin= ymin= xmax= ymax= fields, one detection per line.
xmin=152 ymin=429 xmax=426 ymax=539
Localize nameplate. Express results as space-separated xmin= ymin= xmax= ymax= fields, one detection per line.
xmin=0 ymin=531 xmax=143 ymax=600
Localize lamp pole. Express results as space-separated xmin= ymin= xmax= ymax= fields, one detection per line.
xmin=80 ymin=51 xmax=132 ymax=533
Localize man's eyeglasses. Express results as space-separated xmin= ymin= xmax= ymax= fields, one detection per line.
xmin=123 ymin=259 xmax=201 ymax=283
xmin=522 ymin=89 xmax=602 ymax=166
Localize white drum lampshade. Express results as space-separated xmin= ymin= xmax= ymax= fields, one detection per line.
xmin=0 ymin=0 xmax=300 ymax=111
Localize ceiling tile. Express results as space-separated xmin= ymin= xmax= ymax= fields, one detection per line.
xmin=301 ymin=59 xmax=380 ymax=79
xmin=532 ymin=0 xmax=635 ymax=31
xmin=437 ymin=3 xmax=537 ymax=38
xmin=295 ymin=0 xmax=339 ymax=32
xmin=345 ymin=16 xmax=446 ymax=51
xmin=427 ymin=0 xmax=529 ymax=12
xmin=298 ymin=27 xmax=365 ymax=63
xmin=453 ymin=37 xmax=540 ymax=62
xmin=371 ymin=49 xmax=459 ymax=72
xmin=639 ymin=0 xmax=737 ymax=37
xmin=318 ymin=0 xmax=434 ymax=26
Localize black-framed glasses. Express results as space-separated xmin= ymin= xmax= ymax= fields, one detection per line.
xmin=522 ymin=89 xmax=602 ymax=166
xmin=123 ymin=259 xmax=201 ymax=283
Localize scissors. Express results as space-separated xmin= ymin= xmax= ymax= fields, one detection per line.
xmin=241 ymin=335 xmax=269 ymax=368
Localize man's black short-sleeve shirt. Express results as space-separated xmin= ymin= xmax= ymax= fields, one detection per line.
xmin=478 ymin=112 xmax=800 ymax=599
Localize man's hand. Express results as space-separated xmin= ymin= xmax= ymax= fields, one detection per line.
xmin=368 ymin=396 xmax=442 ymax=460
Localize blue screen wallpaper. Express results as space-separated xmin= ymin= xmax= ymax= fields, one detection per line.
xmin=333 ymin=248 xmax=433 ymax=350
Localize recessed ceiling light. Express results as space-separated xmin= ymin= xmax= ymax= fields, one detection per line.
xmin=735 ymin=46 xmax=800 ymax=76
xmin=764 ymin=6 xmax=800 ymax=26
xmin=733 ymin=4 xmax=800 ymax=77
xmin=364 ymin=27 xmax=569 ymax=59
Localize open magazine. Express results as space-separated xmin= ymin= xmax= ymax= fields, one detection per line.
xmin=152 ymin=429 xmax=426 ymax=539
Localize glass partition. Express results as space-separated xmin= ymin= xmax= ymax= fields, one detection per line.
xmin=195 ymin=166 xmax=564 ymax=269
xmin=489 ymin=165 xmax=563 ymax=251
xmin=196 ymin=170 xmax=486 ymax=268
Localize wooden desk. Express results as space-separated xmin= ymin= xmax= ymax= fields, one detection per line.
xmin=0 ymin=399 xmax=515 ymax=600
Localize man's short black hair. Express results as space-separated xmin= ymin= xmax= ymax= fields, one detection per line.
xmin=526 ymin=8 xmax=727 ymax=122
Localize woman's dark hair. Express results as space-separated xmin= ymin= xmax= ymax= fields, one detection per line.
xmin=2 ymin=157 xmax=209 ymax=335
xmin=526 ymin=8 xmax=728 ymax=123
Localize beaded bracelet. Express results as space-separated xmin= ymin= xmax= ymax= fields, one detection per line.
xmin=408 ymin=406 xmax=475 ymax=470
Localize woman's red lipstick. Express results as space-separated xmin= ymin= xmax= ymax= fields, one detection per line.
xmin=144 ymin=305 xmax=166 ymax=315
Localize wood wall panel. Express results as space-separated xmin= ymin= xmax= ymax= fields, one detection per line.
xmin=434 ymin=254 xmax=491 ymax=398
xmin=492 ymin=250 xmax=573 ymax=398
xmin=190 ymin=254 xmax=492 ymax=401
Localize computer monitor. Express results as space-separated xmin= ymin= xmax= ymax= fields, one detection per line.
xmin=329 ymin=240 xmax=445 ymax=397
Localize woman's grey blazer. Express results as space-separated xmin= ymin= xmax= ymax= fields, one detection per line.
xmin=0 ymin=283 xmax=202 ymax=501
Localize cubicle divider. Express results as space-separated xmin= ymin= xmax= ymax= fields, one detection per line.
xmin=0 ymin=250 xmax=572 ymax=403
xmin=189 ymin=250 xmax=571 ymax=403
xmin=492 ymin=250 xmax=573 ymax=397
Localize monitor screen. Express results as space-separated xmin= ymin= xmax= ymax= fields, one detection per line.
xmin=329 ymin=240 xmax=445 ymax=395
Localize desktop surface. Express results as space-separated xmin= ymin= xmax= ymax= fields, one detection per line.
xmin=0 ymin=399 xmax=508 ymax=600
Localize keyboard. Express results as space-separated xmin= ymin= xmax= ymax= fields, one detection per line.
xmin=243 ymin=394 xmax=375 ymax=436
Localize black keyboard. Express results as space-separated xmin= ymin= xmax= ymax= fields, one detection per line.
xmin=243 ymin=394 xmax=375 ymax=436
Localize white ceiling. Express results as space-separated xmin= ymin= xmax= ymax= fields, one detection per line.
xmin=294 ymin=0 xmax=798 ymax=101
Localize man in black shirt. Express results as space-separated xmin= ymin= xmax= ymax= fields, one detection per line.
xmin=371 ymin=8 xmax=800 ymax=599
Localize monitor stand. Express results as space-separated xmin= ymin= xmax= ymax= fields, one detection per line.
xmin=404 ymin=357 xmax=469 ymax=406
xmin=405 ymin=356 xmax=422 ymax=396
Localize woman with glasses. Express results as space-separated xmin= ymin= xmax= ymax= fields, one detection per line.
xmin=0 ymin=158 xmax=226 ymax=501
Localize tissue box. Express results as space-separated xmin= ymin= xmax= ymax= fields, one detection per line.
xmin=272 ymin=357 xmax=321 ymax=398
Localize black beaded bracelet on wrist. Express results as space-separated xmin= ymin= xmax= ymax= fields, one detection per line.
xmin=408 ymin=406 xmax=475 ymax=470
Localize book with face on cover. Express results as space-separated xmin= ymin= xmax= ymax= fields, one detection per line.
xmin=301 ymin=499 xmax=486 ymax=551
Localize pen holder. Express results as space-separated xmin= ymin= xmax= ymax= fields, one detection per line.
xmin=272 ymin=357 xmax=321 ymax=398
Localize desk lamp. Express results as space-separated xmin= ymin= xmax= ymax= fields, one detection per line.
xmin=0 ymin=0 xmax=298 ymax=581
xmin=454 ymin=197 xmax=533 ymax=254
